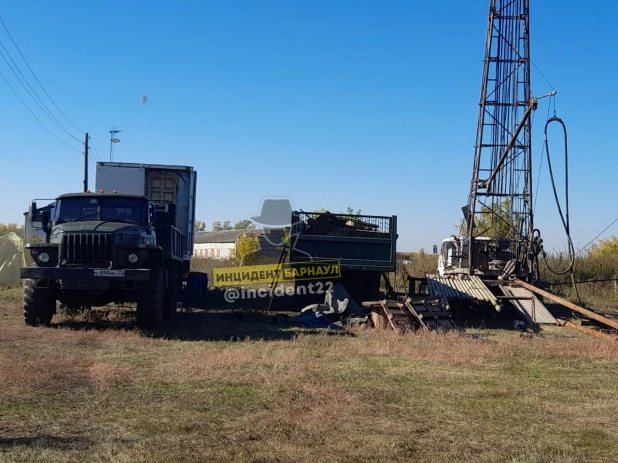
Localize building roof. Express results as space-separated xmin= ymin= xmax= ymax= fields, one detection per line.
xmin=194 ymin=228 xmax=284 ymax=244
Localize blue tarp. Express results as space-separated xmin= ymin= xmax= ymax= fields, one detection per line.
xmin=289 ymin=311 xmax=344 ymax=330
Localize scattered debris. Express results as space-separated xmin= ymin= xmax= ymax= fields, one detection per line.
xmin=513 ymin=320 xmax=526 ymax=331
xmin=290 ymin=283 xmax=367 ymax=330
xmin=363 ymin=298 xmax=458 ymax=333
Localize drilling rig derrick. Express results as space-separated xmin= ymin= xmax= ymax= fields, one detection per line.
xmin=440 ymin=0 xmax=554 ymax=284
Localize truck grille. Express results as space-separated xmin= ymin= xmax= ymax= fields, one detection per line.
xmin=61 ymin=233 xmax=112 ymax=265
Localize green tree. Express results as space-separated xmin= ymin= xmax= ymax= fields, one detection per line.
xmin=211 ymin=221 xmax=233 ymax=232
xmin=235 ymin=232 xmax=260 ymax=265
xmin=233 ymin=219 xmax=255 ymax=230
xmin=589 ymin=236 xmax=618 ymax=257
xmin=456 ymin=199 xmax=520 ymax=239
xmin=345 ymin=206 xmax=361 ymax=216
xmin=280 ymin=228 xmax=291 ymax=249
xmin=194 ymin=220 xmax=206 ymax=232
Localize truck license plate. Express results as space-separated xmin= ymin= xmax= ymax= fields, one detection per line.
xmin=93 ymin=269 xmax=125 ymax=277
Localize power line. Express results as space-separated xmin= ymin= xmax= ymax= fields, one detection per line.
xmin=0 ymin=41 xmax=81 ymax=143
xmin=89 ymin=136 xmax=102 ymax=162
xmin=576 ymin=216 xmax=618 ymax=256
xmin=0 ymin=14 xmax=83 ymax=134
xmin=0 ymin=68 xmax=81 ymax=152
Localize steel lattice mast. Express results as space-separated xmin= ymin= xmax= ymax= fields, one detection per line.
xmin=465 ymin=0 xmax=551 ymax=279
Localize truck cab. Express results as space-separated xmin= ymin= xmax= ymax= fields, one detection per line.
xmin=26 ymin=192 xmax=155 ymax=267
xmin=21 ymin=192 xmax=172 ymax=327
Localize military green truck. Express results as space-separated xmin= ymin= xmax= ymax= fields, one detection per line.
xmin=20 ymin=162 xmax=197 ymax=327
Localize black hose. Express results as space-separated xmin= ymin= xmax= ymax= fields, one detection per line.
xmin=542 ymin=116 xmax=582 ymax=303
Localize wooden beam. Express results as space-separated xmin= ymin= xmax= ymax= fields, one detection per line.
xmin=556 ymin=319 xmax=615 ymax=341
xmin=513 ymin=279 xmax=618 ymax=331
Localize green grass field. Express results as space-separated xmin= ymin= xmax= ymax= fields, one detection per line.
xmin=2 ymin=283 xmax=618 ymax=463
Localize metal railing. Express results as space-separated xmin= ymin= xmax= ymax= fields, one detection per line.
xmin=291 ymin=211 xmax=392 ymax=239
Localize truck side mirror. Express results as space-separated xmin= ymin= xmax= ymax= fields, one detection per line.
xmin=28 ymin=201 xmax=37 ymax=223
xmin=148 ymin=202 xmax=156 ymax=227
xmin=41 ymin=209 xmax=51 ymax=232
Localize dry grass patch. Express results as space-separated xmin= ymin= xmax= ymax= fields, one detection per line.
xmin=1 ymin=287 xmax=618 ymax=462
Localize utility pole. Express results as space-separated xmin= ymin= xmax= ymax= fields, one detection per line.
xmin=83 ymin=132 xmax=89 ymax=192
xmin=109 ymin=127 xmax=122 ymax=161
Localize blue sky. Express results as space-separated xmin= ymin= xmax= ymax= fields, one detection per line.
xmin=0 ymin=1 xmax=616 ymax=252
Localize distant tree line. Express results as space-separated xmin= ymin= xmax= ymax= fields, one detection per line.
xmin=196 ymin=206 xmax=362 ymax=233
xmin=193 ymin=219 xmax=255 ymax=232
xmin=0 ymin=223 xmax=24 ymax=235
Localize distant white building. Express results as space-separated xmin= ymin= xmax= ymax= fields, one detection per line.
xmin=193 ymin=228 xmax=285 ymax=260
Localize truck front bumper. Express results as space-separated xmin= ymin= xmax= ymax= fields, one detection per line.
xmin=20 ymin=267 xmax=150 ymax=281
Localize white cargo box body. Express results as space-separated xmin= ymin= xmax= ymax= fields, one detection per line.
xmin=95 ymin=162 xmax=197 ymax=260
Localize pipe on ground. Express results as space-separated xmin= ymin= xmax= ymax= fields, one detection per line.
xmin=556 ymin=318 xmax=615 ymax=340
xmin=513 ymin=279 xmax=618 ymax=332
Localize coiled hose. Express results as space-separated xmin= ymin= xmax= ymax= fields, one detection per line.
xmin=542 ymin=115 xmax=582 ymax=303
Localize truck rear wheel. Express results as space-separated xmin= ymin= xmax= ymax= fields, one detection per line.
xmin=136 ymin=269 xmax=164 ymax=327
xmin=23 ymin=278 xmax=56 ymax=326
xmin=163 ymin=268 xmax=179 ymax=320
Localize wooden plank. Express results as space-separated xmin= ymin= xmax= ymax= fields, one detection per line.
xmin=556 ymin=319 xmax=615 ymax=340
xmin=404 ymin=298 xmax=458 ymax=330
xmin=370 ymin=308 xmax=390 ymax=330
xmin=371 ymin=298 xmax=458 ymax=332
xmin=499 ymin=285 xmax=557 ymax=325
xmin=381 ymin=300 xmax=416 ymax=332
xmin=514 ymin=279 xmax=618 ymax=331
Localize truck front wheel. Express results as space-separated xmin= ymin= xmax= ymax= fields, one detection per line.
xmin=23 ymin=278 xmax=56 ymax=326
xmin=136 ymin=269 xmax=164 ymax=327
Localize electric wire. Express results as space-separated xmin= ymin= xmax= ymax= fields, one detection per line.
xmin=0 ymin=68 xmax=81 ymax=153
xmin=0 ymin=40 xmax=80 ymax=143
xmin=0 ymin=14 xmax=83 ymax=134
xmin=575 ymin=217 xmax=618 ymax=256
xmin=89 ymin=136 xmax=102 ymax=162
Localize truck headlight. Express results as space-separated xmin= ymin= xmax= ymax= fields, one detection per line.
xmin=38 ymin=252 xmax=50 ymax=263
xmin=127 ymin=253 xmax=138 ymax=264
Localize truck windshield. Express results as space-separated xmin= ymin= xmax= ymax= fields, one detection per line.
xmin=54 ymin=197 xmax=147 ymax=224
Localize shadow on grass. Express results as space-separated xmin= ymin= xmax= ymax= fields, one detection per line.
xmin=150 ymin=310 xmax=356 ymax=341
xmin=452 ymin=300 xmax=530 ymax=331
xmin=52 ymin=308 xmax=357 ymax=342
xmin=0 ymin=435 xmax=94 ymax=450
